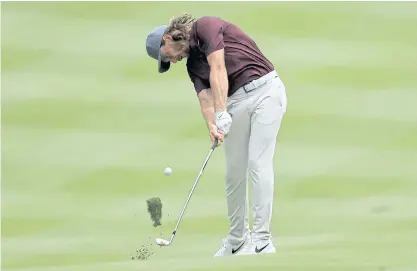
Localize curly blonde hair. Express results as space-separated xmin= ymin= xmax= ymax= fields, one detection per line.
xmin=165 ymin=13 xmax=196 ymax=41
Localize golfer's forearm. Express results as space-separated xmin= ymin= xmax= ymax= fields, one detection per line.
xmin=201 ymin=106 xmax=215 ymax=129
xmin=209 ymin=67 xmax=228 ymax=112
xmin=198 ymin=89 xmax=215 ymax=129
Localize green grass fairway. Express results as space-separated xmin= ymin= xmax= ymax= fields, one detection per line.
xmin=2 ymin=2 xmax=417 ymax=271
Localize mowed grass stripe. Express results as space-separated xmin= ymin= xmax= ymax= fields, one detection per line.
xmin=4 ymin=240 xmax=417 ymax=271
xmin=6 ymin=124 xmax=409 ymax=187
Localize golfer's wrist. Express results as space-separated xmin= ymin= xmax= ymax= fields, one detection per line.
xmin=215 ymin=107 xmax=227 ymax=114
xmin=215 ymin=110 xmax=225 ymax=115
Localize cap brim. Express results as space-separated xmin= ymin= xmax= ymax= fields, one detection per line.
xmin=158 ymin=51 xmax=170 ymax=73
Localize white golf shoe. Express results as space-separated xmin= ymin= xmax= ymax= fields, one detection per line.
xmin=213 ymin=238 xmax=250 ymax=257
xmin=237 ymin=238 xmax=276 ymax=256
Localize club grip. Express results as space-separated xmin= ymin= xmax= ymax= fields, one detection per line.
xmin=211 ymin=138 xmax=219 ymax=150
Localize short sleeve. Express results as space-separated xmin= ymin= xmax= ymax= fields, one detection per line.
xmin=195 ymin=17 xmax=225 ymax=56
xmin=193 ymin=77 xmax=210 ymax=94
xmin=188 ymin=69 xmax=210 ymax=94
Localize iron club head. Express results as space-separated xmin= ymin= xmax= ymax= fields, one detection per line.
xmin=156 ymin=238 xmax=171 ymax=246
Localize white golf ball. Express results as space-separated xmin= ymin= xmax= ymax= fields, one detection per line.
xmin=164 ymin=167 xmax=173 ymax=176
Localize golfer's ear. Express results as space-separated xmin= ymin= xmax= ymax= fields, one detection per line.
xmin=162 ymin=34 xmax=173 ymax=42
xmin=207 ymin=49 xmax=225 ymax=71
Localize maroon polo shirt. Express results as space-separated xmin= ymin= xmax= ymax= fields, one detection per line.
xmin=186 ymin=16 xmax=274 ymax=97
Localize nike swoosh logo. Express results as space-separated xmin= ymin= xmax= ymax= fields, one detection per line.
xmin=255 ymin=243 xmax=269 ymax=253
xmin=231 ymin=242 xmax=245 ymax=254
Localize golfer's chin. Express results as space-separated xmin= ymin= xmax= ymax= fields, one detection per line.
xmin=179 ymin=55 xmax=189 ymax=61
xmin=182 ymin=51 xmax=190 ymax=59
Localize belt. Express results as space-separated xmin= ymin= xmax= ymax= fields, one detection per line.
xmin=242 ymin=70 xmax=278 ymax=93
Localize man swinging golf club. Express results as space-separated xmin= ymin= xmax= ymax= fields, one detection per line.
xmin=145 ymin=14 xmax=287 ymax=257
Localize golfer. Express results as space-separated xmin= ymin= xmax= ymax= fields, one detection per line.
xmin=145 ymin=14 xmax=287 ymax=257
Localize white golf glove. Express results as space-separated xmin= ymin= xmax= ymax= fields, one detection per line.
xmin=215 ymin=110 xmax=232 ymax=135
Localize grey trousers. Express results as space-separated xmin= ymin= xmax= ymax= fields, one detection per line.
xmin=224 ymin=70 xmax=287 ymax=246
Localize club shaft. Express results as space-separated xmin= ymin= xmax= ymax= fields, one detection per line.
xmin=168 ymin=140 xmax=218 ymax=243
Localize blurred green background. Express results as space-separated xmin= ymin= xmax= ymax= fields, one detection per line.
xmin=2 ymin=2 xmax=417 ymax=271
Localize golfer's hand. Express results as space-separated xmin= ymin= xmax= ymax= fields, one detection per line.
xmin=209 ymin=124 xmax=224 ymax=146
xmin=215 ymin=110 xmax=232 ymax=135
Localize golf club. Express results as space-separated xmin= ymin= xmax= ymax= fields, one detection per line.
xmin=156 ymin=138 xmax=219 ymax=247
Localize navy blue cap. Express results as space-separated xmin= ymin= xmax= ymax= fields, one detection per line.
xmin=146 ymin=25 xmax=170 ymax=73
